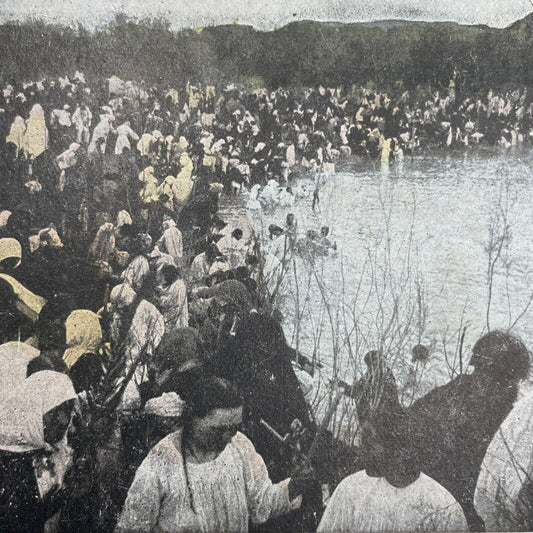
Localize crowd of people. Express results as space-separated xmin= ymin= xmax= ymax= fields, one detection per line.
xmin=0 ymin=70 xmax=532 ymax=533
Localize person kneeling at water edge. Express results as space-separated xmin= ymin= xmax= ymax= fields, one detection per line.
xmin=116 ymin=376 xmax=312 ymax=532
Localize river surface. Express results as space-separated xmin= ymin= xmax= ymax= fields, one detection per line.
xmin=246 ymin=148 xmax=533 ymax=438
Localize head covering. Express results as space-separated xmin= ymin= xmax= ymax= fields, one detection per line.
xmin=12 ymin=116 xmax=25 ymax=127
xmin=110 ymin=283 xmax=137 ymax=309
xmin=138 ymin=233 xmax=153 ymax=250
xmin=0 ymin=370 xmax=76 ymax=452
xmin=144 ymin=392 xmax=184 ymax=418
xmin=29 ymin=104 xmax=44 ymax=116
xmin=63 ymin=310 xmax=103 ymax=369
xmin=116 ymin=210 xmax=133 ymax=228
xmin=0 ymin=238 xmax=22 ymax=269
xmin=0 ymin=210 xmax=12 ymax=229
xmin=0 ymin=341 xmax=39 ymax=393
xmin=139 ymin=166 xmax=155 ymax=182
xmin=39 ymin=227 xmax=63 ymax=248
xmin=0 ymin=273 xmax=46 ymax=322
xmin=89 ymin=222 xmax=115 ymax=264
xmin=162 ymin=218 xmax=177 ymax=231
xmin=177 ymin=136 xmax=189 ymax=150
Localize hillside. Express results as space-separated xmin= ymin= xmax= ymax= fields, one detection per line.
xmin=0 ymin=13 xmax=531 ymax=91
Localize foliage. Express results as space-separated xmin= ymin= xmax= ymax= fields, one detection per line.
xmin=1 ymin=14 xmax=533 ymax=91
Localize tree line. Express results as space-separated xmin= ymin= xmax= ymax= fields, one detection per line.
xmin=1 ymin=13 xmax=532 ymax=93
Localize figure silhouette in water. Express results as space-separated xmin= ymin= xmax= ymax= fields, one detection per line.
xmin=312 ymin=185 xmax=320 ymax=212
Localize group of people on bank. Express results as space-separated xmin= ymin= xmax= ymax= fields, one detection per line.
xmin=0 ymin=70 xmax=532 ymax=533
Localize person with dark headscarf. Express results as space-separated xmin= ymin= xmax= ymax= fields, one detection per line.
xmin=410 ymin=331 xmax=531 ymax=531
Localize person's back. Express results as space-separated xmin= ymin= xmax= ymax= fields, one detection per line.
xmin=318 ymin=411 xmax=467 ymax=532
xmin=409 ymin=331 xmax=530 ymax=530
xmin=318 ymin=471 xmax=467 ymax=532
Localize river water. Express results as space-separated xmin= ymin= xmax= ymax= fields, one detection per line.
xmin=246 ymin=148 xmax=533 ymax=438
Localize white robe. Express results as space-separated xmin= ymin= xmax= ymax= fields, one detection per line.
xmin=115 ymin=123 xmax=140 ymax=155
xmin=88 ymin=115 xmax=113 ymax=154
xmin=110 ymin=299 xmax=165 ymax=411
xmin=156 ymin=222 xmax=183 ymax=264
xmin=216 ymin=235 xmax=246 ymax=269
xmin=156 ymin=279 xmax=189 ymax=332
xmin=117 ymin=431 xmax=299 ymax=533
xmin=474 ymin=387 xmax=533 ymax=531
xmin=120 ymin=256 xmax=150 ymax=293
xmin=318 ymin=471 xmax=468 ymax=532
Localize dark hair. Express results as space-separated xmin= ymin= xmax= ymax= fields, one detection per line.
xmin=38 ymin=321 xmax=67 ymax=352
xmin=208 ymin=270 xmax=230 ymax=286
xmin=364 ymin=350 xmax=384 ymax=369
xmin=411 ymin=344 xmax=430 ymax=362
xmin=205 ymin=244 xmax=221 ymax=263
xmin=160 ymin=264 xmax=179 ymax=286
xmin=37 ymin=295 xmax=74 ymax=351
xmin=234 ymin=266 xmax=250 ymax=280
xmin=155 ymin=327 xmax=205 ymax=368
xmin=242 ymin=277 xmax=257 ymax=296
xmin=27 ymin=353 xmax=68 ymax=376
xmin=0 ymin=278 xmax=15 ymax=307
xmin=471 ymin=330 xmax=530 ymax=381
xmin=182 ymin=376 xmax=243 ymax=420
xmin=361 ymin=410 xmax=420 ymax=482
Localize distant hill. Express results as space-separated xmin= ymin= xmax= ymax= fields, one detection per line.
xmin=0 ymin=13 xmax=531 ymax=91
xmin=320 ymin=19 xmax=490 ymax=31
xmin=508 ymin=11 xmax=533 ymax=30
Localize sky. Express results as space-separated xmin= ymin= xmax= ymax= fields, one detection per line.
xmin=0 ymin=0 xmax=531 ymax=30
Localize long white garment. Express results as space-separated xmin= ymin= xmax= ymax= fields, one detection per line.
xmin=110 ymin=296 xmax=165 ymax=411
xmin=120 ymin=255 xmax=150 ymax=293
xmin=474 ymin=388 xmax=533 ymax=532
xmin=156 ymin=279 xmax=189 ymax=332
xmin=115 ymin=123 xmax=140 ymax=155
xmin=122 ymin=299 xmax=164 ymax=365
xmin=216 ymin=235 xmax=246 ymax=269
xmin=318 ymin=471 xmax=468 ymax=532
xmin=156 ymin=220 xmax=183 ymax=264
xmin=88 ymin=115 xmax=113 ymax=154
xmin=117 ymin=431 xmax=299 ymax=533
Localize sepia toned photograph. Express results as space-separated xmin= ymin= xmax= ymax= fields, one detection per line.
xmin=0 ymin=0 xmax=532 ymax=531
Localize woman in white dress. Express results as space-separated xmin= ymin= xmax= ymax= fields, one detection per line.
xmin=116 ymin=377 xmax=309 ymax=533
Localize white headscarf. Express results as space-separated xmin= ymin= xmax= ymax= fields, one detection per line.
xmin=0 ymin=370 xmax=76 ymax=452
xmin=116 ymin=210 xmax=133 ymax=228
xmin=29 ymin=104 xmax=45 ymax=117
xmin=12 ymin=115 xmax=25 ymax=128
xmin=110 ymin=283 xmax=137 ymax=310
xmin=63 ymin=310 xmax=103 ymax=370
xmin=0 ymin=341 xmax=39 ymax=393
xmin=0 ymin=210 xmax=12 ymax=229
xmin=0 ymin=238 xmax=22 ymax=269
